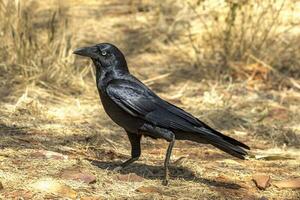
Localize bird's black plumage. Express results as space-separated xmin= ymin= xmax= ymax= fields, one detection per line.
xmin=74 ymin=43 xmax=250 ymax=185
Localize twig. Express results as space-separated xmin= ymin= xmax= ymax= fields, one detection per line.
xmin=143 ymin=73 xmax=171 ymax=85
xmin=247 ymin=53 xmax=300 ymax=90
xmin=104 ymin=138 xmax=118 ymax=151
xmin=247 ymin=53 xmax=275 ymax=72
xmin=289 ymin=78 xmax=300 ymax=90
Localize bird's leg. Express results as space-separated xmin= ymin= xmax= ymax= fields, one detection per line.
xmin=162 ymin=134 xmax=175 ymax=186
xmin=114 ymin=131 xmax=141 ymax=171
xmin=140 ymin=124 xmax=175 ymax=185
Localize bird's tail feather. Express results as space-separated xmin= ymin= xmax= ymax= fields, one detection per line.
xmin=185 ymin=127 xmax=249 ymax=159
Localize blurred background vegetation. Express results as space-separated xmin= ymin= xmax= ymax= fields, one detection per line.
xmin=0 ymin=0 xmax=299 ymax=91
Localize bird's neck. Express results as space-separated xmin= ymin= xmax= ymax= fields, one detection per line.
xmin=94 ymin=62 xmax=129 ymax=91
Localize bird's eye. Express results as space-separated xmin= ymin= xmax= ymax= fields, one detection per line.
xmin=101 ymin=51 xmax=107 ymax=56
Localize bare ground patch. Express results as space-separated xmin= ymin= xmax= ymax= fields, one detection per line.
xmin=0 ymin=80 xmax=299 ymax=199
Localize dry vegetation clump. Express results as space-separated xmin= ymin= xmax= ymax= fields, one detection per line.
xmin=1 ymin=0 xmax=299 ymax=86
xmin=0 ymin=0 xmax=88 ymax=94
xmin=160 ymin=0 xmax=300 ymax=82
xmin=0 ymin=0 xmax=300 ymax=199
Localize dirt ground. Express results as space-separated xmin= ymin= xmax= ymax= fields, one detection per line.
xmin=0 ymin=73 xmax=299 ymax=199
xmin=0 ymin=0 xmax=300 ymax=199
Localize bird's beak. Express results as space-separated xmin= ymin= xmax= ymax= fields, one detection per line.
xmin=73 ymin=46 xmax=98 ymax=58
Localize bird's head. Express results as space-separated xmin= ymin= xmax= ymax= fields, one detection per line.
xmin=73 ymin=43 xmax=129 ymax=73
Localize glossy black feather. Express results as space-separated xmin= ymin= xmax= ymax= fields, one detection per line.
xmin=106 ymin=77 xmax=249 ymax=158
xmin=74 ymin=43 xmax=249 ymax=162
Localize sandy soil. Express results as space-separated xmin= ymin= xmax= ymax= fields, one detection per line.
xmin=0 ymin=77 xmax=299 ymax=199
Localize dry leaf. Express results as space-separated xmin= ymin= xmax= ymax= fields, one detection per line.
xmin=252 ymin=174 xmax=271 ymax=190
xmin=136 ymin=186 xmax=162 ymax=194
xmin=268 ymin=108 xmax=289 ymax=121
xmin=2 ymin=189 xmax=34 ymax=199
xmin=115 ymin=173 xmax=144 ymax=182
xmin=230 ymin=62 xmax=270 ymax=81
xmin=216 ymin=175 xmax=230 ymax=182
xmin=60 ymin=168 xmax=96 ymax=184
xmin=273 ymin=178 xmax=300 ymax=189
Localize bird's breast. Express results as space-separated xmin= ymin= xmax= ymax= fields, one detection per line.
xmin=98 ymin=91 xmax=143 ymax=133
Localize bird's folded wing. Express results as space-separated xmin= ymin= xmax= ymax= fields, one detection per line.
xmin=106 ymin=79 xmax=249 ymax=151
xmin=106 ymin=79 xmax=208 ymax=133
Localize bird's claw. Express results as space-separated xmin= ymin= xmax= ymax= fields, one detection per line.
xmin=162 ymin=179 xmax=169 ymax=186
xmin=113 ymin=166 xmax=123 ymax=172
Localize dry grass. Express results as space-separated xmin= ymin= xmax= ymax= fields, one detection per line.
xmin=0 ymin=0 xmax=300 ymax=199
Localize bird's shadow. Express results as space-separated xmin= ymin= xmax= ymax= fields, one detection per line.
xmin=90 ymin=159 xmax=242 ymax=190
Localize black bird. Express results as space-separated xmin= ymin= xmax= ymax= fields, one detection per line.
xmin=73 ymin=43 xmax=250 ymax=185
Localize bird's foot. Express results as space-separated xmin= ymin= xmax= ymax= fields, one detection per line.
xmin=162 ymin=179 xmax=169 ymax=186
xmin=113 ymin=166 xmax=123 ymax=172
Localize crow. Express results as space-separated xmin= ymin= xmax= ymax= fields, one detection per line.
xmin=73 ymin=43 xmax=250 ymax=185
